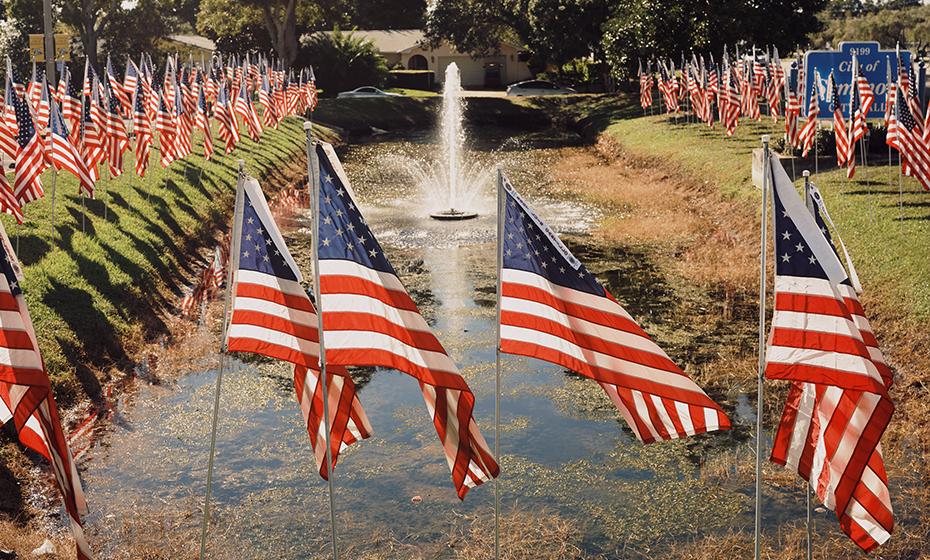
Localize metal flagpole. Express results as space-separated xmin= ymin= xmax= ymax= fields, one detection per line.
xmin=753 ymin=134 xmax=771 ymax=560
xmin=49 ymin=169 xmax=57 ymax=238
xmin=198 ymin=159 xmax=245 ymax=560
xmin=801 ymin=170 xmax=814 ymax=560
xmin=494 ymin=167 xmax=505 ymax=560
xmin=305 ymin=120 xmax=340 ymax=560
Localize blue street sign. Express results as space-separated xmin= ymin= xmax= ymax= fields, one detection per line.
xmin=803 ymin=42 xmax=913 ymax=120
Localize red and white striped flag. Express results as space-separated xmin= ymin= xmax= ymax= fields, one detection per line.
xmin=11 ymin=84 xmax=46 ymax=205
xmin=499 ymin=173 xmax=730 ymax=442
xmin=829 ymin=73 xmax=851 ymax=169
xmin=892 ymin=74 xmax=930 ymax=190
xmin=0 ymin=221 xmax=93 ymax=560
xmin=213 ymin=82 xmax=239 ymax=154
xmin=194 ymin=82 xmax=213 ymax=160
xmin=313 ymin=143 xmax=499 ymax=497
xmin=156 ymin=89 xmax=176 ymax=168
xmin=766 ymin=158 xmax=894 ymax=552
xmin=798 ymin=70 xmax=820 ymax=157
xmin=225 ymin=175 xmax=371 ymax=478
xmin=48 ymin=97 xmax=94 ymax=198
xmin=131 ymin=78 xmax=152 ymax=178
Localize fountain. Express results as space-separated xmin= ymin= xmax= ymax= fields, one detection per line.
xmin=430 ymin=63 xmax=478 ymax=220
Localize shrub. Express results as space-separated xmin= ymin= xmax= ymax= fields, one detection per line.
xmin=300 ymin=28 xmax=390 ymax=96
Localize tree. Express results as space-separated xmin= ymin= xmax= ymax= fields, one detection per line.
xmin=351 ymin=0 xmax=426 ymax=29
xmin=600 ymin=0 xmax=828 ymax=80
xmin=301 ymin=28 xmax=389 ymax=95
xmin=4 ymin=0 xmax=46 ymax=73
xmin=811 ymin=3 xmax=930 ymax=52
xmin=425 ymin=0 xmax=531 ymax=58
xmin=253 ymin=0 xmax=298 ymax=67
xmin=59 ymin=0 xmax=117 ymax=69
xmin=197 ymin=0 xmax=324 ymax=67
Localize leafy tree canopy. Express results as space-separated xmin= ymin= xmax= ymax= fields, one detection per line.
xmin=811 ymin=2 xmax=930 ymax=52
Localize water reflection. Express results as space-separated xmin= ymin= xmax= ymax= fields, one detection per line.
xmin=82 ymin=129 xmax=769 ymax=558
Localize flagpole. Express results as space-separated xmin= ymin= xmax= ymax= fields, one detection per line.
xmin=753 ymin=134 xmax=771 ymax=560
xmin=801 ymin=169 xmax=813 ymax=560
xmin=305 ymin=120 xmax=340 ymax=560
xmin=494 ymin=167 xmax=505 ymax=560
xmin=197 ymin=159 xmax=245 ymax=560
xmin=49 ymin=169 xmax=57 ymax=238
xmin=80 ymin=192 xmax=86 ymax=234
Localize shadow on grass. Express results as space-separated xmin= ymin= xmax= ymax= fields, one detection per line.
xmin=43 ymin=279 xmax=130 ymax=374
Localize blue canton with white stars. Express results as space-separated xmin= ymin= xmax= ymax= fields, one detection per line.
xmin=12 ymin=89 xmax=35 ymax=148
xmin=316 ymin=145 xmax=395 ymax=275
xmin=0 ymin=238 xmax=21 ymax=296
xmin=238 ymin=189 xmax=298 ymax=281
xmin=501 ymin=179 xmax=604 ymax=297
xmin=773 ymin=182 xmax=841 ymax=282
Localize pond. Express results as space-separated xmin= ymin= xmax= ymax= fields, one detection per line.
xmin=78 ymin=126 xmax=796 ymax=559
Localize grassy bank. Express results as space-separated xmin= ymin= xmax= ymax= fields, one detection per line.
xmin=536 ymin=94 xmax=930 ymax=323
xmin=9 ymin=117 xmax=325 ymax=408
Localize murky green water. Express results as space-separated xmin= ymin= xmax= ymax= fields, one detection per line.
xmin=78 ymin=128 xmax=802 ymax=559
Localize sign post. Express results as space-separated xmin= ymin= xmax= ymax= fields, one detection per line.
xmin=804 ymin=41 xmax=911 ymax=120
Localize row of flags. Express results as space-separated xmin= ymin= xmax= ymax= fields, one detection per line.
xmin=641 ymin=46 xmax=786 ymax=137
xmin=0 ymin=52 xmax=319 ymax=226
xmin=640 ymin=46 xmax=930 ymax=192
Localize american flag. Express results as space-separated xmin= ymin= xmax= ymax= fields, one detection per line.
xmin=102 ymin=81 xmax=129 ymax=178
xmin=26 ymin=62 xmax=41 ymax=108
xmin=724 ymin=67 xmax=740 ymax=137
xmin=106 ymin=56 xmax=130 ymax=114
xmin=11 ymin=84 xmax=46 ymax=205
xmin=155 ymin=89 xmax=176 ymax=168
xmin=306 ymin=70 xmax=318 ymax=112
xmin=852 ymin=57 xmax=874 ymax=144
xmin=122 ymin=57 xmax=139 ymax=108
xmin=785 ymin=71 xmax=801 ymax=149
xmin=639 ymin=61 xmax=652 ymax=110
xmin=0 ymin=222 xmax=93 ymax=560
xmin=798 ymin=70 xmax=820 ymax=157
xmin=33 ymin=77 xmax=50 ymax=135
xmin=48 ymin=97 xmax=94 ymax=198
xmin=764 ymin=159 xmax=889 ymax=394
xmin=845 ymin=72 xmax=857 ymax=178
xmin=259 ymin=74 xmax=279 ymax=129
xmin=885 ymin=83 xmax=898 ymax=151
xmin=828 ymin=73 xmax=850 ymax=169
xmin=79 ymin=89 xmax=106 ymax=183
xmin=499 ymin=174 xmax=730 ymax=442
xmin=213 ymin=82 xmax=239 ymax=153
xmin=0 ymin=77 xmax=19 ymax=160
xmin=57 ymin=64 xmax=81 ymax=134
xmin=893 ymin=76 xmax=930 ymax=190
xmin=766 ymin=158 xmax=894 ymax=552
xmin=0 ymin=169 xmax=22 ymax=223
xmin=225 ymin=176 xmax=371 ymax=478
xmin=235 ymin=76 xmax=262 ymax=141
xmin=173 ymin=79 xmax=193 ymax=160
xmin=195 ymin=82 xmax=213 ymax=160
xmin=313 ymin=143 xmax=499 ymax=497
xmin=131 ymin=79 xmax=152 ymax=178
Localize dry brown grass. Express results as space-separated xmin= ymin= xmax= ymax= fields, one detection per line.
xmin=552 ymin=135 xmax=759 ymax=297
xmin=0 ymin=519 xmax=75 ymax=559
xmin=446 ymin=507 xmax=585 ymax=560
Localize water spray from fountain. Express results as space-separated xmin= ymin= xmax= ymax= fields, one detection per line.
xmin=430 ymin=63 xmax=479 ymax=220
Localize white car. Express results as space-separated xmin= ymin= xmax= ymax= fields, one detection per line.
xmin=337 ymin=86 xmax=402 ymax=98
xmin=505 ymin=80 xmax=577 ymax=97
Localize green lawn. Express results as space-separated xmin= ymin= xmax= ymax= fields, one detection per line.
xmin=545 ymin=94 xmax=930 ymax=324
xmin=14 ymin=117 xmax=319 ymax=406
xmin=387 ymin=88 xmax=440 ymax=97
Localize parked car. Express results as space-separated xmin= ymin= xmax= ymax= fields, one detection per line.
xmin=337 ymin=86 xmax=402 ymax=98
xmin=505 ymin=80 xmax=577 ymax=97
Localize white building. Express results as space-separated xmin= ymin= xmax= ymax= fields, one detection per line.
xmin=333 ymin=29 xmax=533 ymax=88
